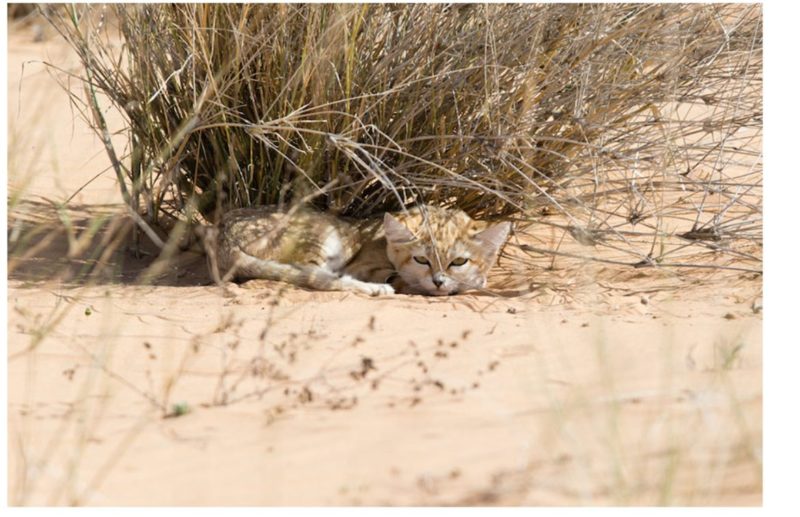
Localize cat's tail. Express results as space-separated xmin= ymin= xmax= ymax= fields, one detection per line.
xmin=230 ymin=252 xmax=394 ymax=296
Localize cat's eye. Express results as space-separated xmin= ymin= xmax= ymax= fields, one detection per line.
xmin=413 ymin=256 xmax=430 ymax=266
xmin=449 ymin=257 xmax=469 ymax=267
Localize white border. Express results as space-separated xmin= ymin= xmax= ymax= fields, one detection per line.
xmin=3 ymin=0 xmax=792 ymax=515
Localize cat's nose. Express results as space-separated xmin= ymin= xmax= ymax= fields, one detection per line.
xmin=432 ymin=273 xmax=446 ymax=288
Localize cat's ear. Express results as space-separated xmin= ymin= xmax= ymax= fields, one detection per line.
xmin=472 ymin=221 xmax=512 ymax=257
xmin=383 ymin=213 xmax=416 ymax=243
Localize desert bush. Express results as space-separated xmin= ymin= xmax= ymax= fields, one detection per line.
xmin=44 ymin=3 xmax=761 ymax=277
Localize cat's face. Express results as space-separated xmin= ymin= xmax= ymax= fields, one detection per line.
xmin=383 ymin=207 xmax=511 ymax=296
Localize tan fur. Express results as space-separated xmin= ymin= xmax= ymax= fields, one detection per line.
xmin=381 ymin=206 xmax=512 ymax=295
xmin=206 ymin=205 xmax=511 ymax=296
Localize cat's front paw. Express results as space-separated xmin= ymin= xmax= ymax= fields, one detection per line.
xmin=365 ymin=283 xmax=395 ymax=297
xmin=340 ymin=275 xmax=395 ymax=296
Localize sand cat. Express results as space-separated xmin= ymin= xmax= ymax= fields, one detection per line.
xmin=204 ymin=205 xmax=511 ymax=296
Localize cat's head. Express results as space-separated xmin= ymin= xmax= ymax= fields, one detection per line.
xmin=383 ymin=207 xmax=511 ymax=296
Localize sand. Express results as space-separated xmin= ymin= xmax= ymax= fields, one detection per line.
xmin=6 ymin=22 xmax=762 ymax=506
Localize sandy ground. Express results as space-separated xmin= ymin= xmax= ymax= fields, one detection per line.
xmin=6 ymin=22 xmax=762 ymax=506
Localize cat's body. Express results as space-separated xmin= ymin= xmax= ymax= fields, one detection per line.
xmin=205 ymin=205 xmax=511 ymax=296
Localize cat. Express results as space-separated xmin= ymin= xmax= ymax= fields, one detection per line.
xmin=204 ymin=204 xmax=511 ymax=296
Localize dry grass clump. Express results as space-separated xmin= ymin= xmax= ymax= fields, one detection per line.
xmin=43 ymin=3 xmax=761 ymax=278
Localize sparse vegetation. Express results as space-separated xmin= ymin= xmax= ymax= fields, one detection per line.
xmin=38 ymin=3 xmax=760 ymax=284
xmin=7 ymin=3 xmax=763 ymax=507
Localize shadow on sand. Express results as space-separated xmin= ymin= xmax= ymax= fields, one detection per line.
xmin=7 ymin=200 xmax=211 ymax=288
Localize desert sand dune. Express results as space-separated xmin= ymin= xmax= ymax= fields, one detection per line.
xmin=6 ymin=21 xmax=761 ymax=506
